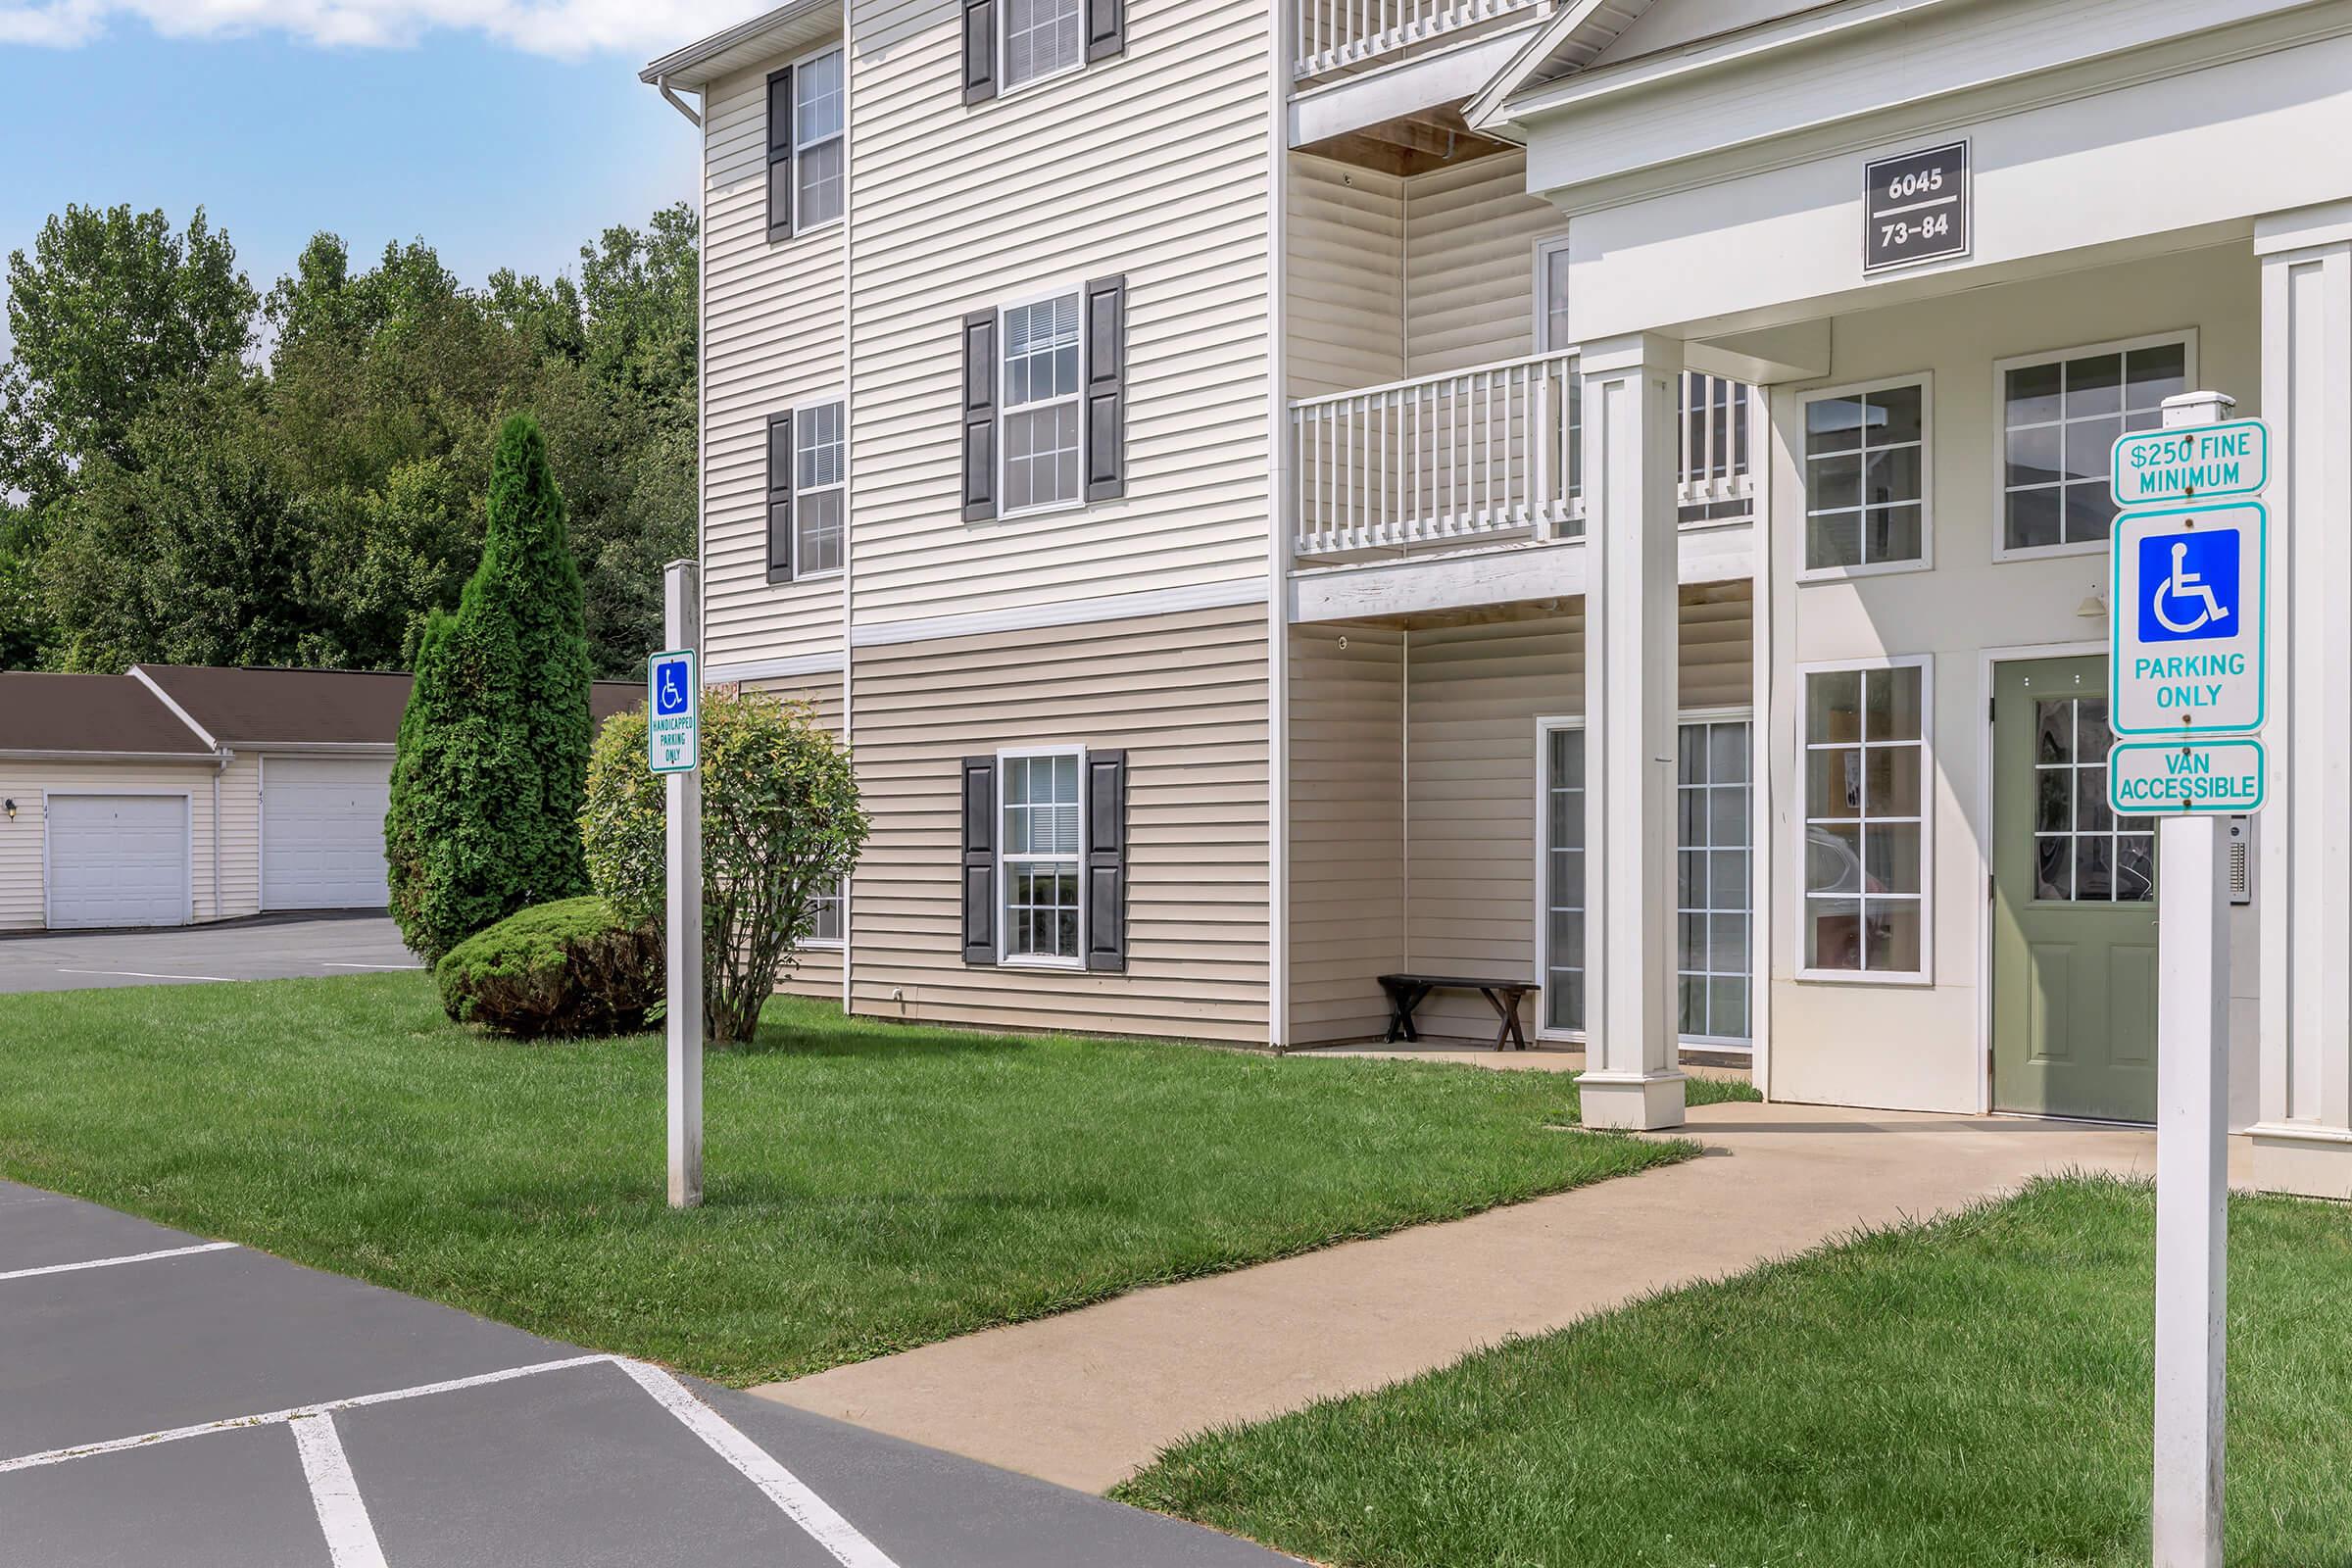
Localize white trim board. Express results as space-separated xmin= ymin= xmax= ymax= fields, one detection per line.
xmin=705 ymin=651 xmax=849 ymax=685
xmin=850 ymin=577 xmax=1271 ymax=649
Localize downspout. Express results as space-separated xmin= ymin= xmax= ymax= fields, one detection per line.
xmin=213 ymin=748 xmax=231 ymax=921
xmin=1264 ymin=0 xmax=1291 ymax=1053
xmin=838 ymin=11 xmax=858 ymax=1019
xmin=656 ymin=75 xmax=703 ymax=127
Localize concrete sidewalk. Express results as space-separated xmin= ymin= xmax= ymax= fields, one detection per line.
xmin=754 ymin=1100 xmax=2208 ymax=1494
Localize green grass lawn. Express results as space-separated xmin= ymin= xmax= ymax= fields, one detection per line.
xmin=1116 ymin=1176 xmax=2352 ymax=1568
xmin=0 ymin=972 xmax=1751 ymax=1386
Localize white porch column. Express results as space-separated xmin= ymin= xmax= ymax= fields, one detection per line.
xmin=2253 ymin=203 xmax=2352 ymax=1199
xmin=1576 ymin=333 xmax=1687 ymax=1130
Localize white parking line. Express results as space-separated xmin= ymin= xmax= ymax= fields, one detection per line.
xmin=0 ymin=1242 xmax=238 ymax=1282
xmin=0 ymin=1354 xmax=612 ymax=1475
xmin=290 ymin=1415 xmax=390 ymax=1568
xmin=54 ymin=969 xmax=238 ymax=983
xmin=0 ymin=1351 xmax=903 ymax=1568
xmin=618 ymin=1360 xmax=904 ymax=1568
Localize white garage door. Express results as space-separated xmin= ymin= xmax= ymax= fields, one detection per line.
xmin=264 ymin=757 xmax=393 ymax=910
xmin=48 ymin=795 xmax=190 ymax=930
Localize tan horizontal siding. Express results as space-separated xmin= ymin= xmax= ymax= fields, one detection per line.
xmin=0 ymin=758 xmax=260 ymax=931
xmin=1404 ymin=151 xmax=1563 ymax=377
xmin=846 ymin=0 xmax=1274 ymax=627
xmin=1403 ymin=585 xmax=1754 ymax=1038
xmin=702 ymin=44 xmax=848 ymax=673
xmin=739 ymin=676 xmax=848 ymax=1002
xmin=1289 ymin=155 xmax=1403 ymax=400
xmin=847 ymin=604 xmax=1270 ymax=1042
xmin=1288 ymin=623 xmax=1404 ymax=1045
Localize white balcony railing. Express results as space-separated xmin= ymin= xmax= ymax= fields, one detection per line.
xmin=1292 ymin=0 xmax=1547 ymax=79
xmin=1678 ymin=371 xmax=1757 ymax=523
xmin=1291 ymin=351 xmax=1582 ymax=561
xmin=1290 ymin=362 xmax=1757 ymax=565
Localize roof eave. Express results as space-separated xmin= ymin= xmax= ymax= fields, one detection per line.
xmin=637 ymin=0 xmax=840 ymax=89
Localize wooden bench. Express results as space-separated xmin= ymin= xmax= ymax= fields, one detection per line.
xmin=1377 ymin=973 xmax=1540 ymax=1052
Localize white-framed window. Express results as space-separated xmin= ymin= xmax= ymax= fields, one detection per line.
xmin=1530 ymin=235 xmax=1584 ymax=507
xmin=998 ymin=746 xmax=1084 ymax=966
xmin=1533 ymin=234 xmax=1572 ymax=353
xmin=1995 ymin=332 xmax=2192 ymax=559
xmin=1003 ymin=0 xmax=1084 ymax=92
xmin=1678 ymin=713 xmax=1753 ymax=1046
xmin=794 ymin=398 xmax=845 ymax=578
xmin=807 ymin=878 xmax=847 ymax=947
xmin=1536 ymin=712 xmax=1755 ymax=1045
xmin=1799 ymin=657 xmax=1932 ymax=983
xmin=794 ymin=45 xmax=845 ymax=229
xmin=1537 ymin=718 xmax=1586 ymax=1036
xmin=1000 ymin=290 xmax=1083 ymax=515
xmin=1799 ymin=375 xmax=1930 ymax=577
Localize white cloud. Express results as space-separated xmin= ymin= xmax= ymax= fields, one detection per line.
xmin=0 ymin=0 xmax=757 ymax=57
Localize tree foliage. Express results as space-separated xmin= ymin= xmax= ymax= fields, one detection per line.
xmin=584 ymin=692 xmax=868 ymax=1045
xmin=0 ymin=204 xmax=698 ymax=675
xmin=384 ymin=415 xmax=594 ymax=961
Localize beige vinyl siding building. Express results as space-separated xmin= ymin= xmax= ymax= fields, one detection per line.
xmin=844 ymin=0 xmax=1274 ymax=630
xmin=699 ymin=15 xmax=850 ymax=680
xmin=0 ymin=760 xmax=254 ymax=932
xmin=849 ymin=605 xmax=1271 ymax=1043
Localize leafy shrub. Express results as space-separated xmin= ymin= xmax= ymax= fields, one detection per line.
xmin=385 ymin=413 xmax=593 ymax=960
xmin=584 ymin=689 xmax=866 ymax=1043
xmin=433 ymin=896 xmax=662 ymax=1037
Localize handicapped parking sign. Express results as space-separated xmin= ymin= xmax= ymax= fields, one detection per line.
xmin=2110 ymin=501 xmax=2265 ymax=738
xmin=2137 ymin=529 xmax=2240 ymax=644
xmin=646 ymin=648 xmax=699 ymax=773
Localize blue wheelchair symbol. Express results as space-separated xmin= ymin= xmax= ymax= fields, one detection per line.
xmin=2138 ymin=530 xmax=2239 ymax=645
xmin=656 ymin=660 xmax=690 ymax=714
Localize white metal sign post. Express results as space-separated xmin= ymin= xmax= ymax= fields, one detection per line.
xmin=2110 ymin=393 xmax=2267 ymax=1568
xmin=652 ymin=562 xmax=703 ymax=1211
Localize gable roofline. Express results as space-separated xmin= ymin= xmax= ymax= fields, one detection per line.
xmin=1464 ymin=0 xmax=1657 ymax=132
xmin=1470 ymin=0 xmax=1955 ymax=136
xmin=638 ymin=0 xmax=840 ymax=90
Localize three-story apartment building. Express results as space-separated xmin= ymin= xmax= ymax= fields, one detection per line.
xmin=647 ymin=0 xmax=2352 ymax=1200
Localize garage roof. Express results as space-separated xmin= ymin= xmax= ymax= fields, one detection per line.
xmin=133 ymin=665 xmax=647 ymax=748
xmin=0 ymin=673 xmax=219 ymax=758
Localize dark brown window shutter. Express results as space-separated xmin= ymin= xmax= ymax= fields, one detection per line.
xmin=1085 ymin=0 xmax=1125 ymax=63
xmin=765 ymin=410 xmax=795 ymax=582
xmin=1082 ymin=275 xmax=1126 ymax=503
xmin=962 ymin=0 xmax=998 ymax=103
xmin=961 ymin=756 xmax=997 ymax=964
xmin=1084 ymin=749 xmax=1127 ymax=972
xmin=765 ymin=66 xmax=794 ymax=241
xmin=961 ymin=309 xmax=999 ymax=521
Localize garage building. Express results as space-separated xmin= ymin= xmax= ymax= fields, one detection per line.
xmin=0 ymin=665 xmax=640 ymax=932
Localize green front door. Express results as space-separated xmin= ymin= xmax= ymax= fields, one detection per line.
xmin=1990 ymin=657 xmax=2159 ymax=1123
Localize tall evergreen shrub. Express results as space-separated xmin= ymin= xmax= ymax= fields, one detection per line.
xmin=385 ymin=414 xmax=594 ymax=959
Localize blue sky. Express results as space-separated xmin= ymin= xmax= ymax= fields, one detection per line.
xmin=0 ymin=6 xmax=716 ymax=352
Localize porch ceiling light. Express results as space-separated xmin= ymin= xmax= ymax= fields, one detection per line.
xmin=2076 ymin=584 xmax=2110 ymax=618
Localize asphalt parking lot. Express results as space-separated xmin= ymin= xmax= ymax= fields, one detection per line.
xmin=0 ymin=912 xmax=420 ymax=994
xmin=0 ymin=1181 xmax=1297 ymax=1568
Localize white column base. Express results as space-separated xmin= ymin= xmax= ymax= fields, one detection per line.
xmin=1578 ymin=1069 xmax=1688 ymax=1131
xmin=2247 ymin=1123 xmax=2352 ymax=1200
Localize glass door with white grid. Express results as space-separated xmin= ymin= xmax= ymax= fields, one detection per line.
xmin=1541 ymin=715 xmax=1753 ymax=1048
xmin=1991 ymin=657 xmax=2159 ymax=1123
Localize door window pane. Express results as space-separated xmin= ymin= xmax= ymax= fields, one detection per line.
xmin=1678 ymin=719 xmax=1752 ymax=1043
xmin=1543 ymin=726 xmax=1585 ymax=1033
xmin=2030 ymin=697 xmax=2153 ymax=904
xmin=1805 ymin=665 xmax=1927 ymax=974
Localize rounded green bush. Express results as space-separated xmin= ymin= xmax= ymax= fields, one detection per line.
xmin=433 ymin=895 xmax=662 ymax=1038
